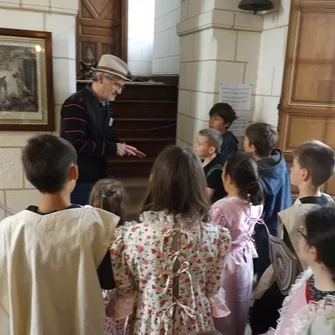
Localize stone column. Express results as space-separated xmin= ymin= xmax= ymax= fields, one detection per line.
xmin=176 ymin=0 xmax=263 ymax=147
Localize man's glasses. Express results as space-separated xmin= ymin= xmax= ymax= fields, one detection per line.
xmin=104 ymin=75 xmax=125 ymax=91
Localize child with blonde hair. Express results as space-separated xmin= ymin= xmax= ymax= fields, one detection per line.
xmin=89 ymin=178 xmax=133 ymax=335
xmin=194 ymin=128 xmax=226 ymax=203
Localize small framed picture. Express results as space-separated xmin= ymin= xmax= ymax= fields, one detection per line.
xmin=0 ymin=28 xmax=54 ymax=131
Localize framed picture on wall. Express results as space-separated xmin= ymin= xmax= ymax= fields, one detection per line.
xmin=0 ymin=28 xmax=54 ymax=131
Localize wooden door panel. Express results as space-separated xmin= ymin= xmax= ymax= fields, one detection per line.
xmin=278 ymin=0 xmax=335 ymax=196
xmin=324 ymin=120 xmax=335 ymax=148
xmin=77 ymin=0 xmax=127 ymax=64
xmin=291 ymin=11 xmax=335 ymax=104
xmin=285 ymin=115 xmax=325 ymax=149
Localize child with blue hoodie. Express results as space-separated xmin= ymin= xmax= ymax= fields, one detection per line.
xmin=243 ymin=122 xmax=292 ymax=279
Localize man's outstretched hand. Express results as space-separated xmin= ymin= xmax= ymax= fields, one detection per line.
xmin=116 ymin=143 xmax=146 ymax=158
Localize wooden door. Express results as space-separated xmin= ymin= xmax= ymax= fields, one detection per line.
xmin=278 ymin=0 xmax=335 ymax=195
xmin=77 ymin=0 xmax=127 ymax=64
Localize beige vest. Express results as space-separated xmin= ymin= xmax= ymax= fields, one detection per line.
xmin=0 ymin=206 xmax=119 ymax=335
xmin=254 ymin=196 xmax=333 ymax=299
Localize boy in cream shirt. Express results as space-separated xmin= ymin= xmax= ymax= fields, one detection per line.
xmin=0 ymin=134 xmax=119 ymax=335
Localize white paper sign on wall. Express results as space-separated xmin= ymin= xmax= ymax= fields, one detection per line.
xmin=220 ymin=83 xmax=252 ymax=137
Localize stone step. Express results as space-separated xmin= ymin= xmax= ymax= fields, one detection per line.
xmin=107 ymin=157 xmax=154 ymax=178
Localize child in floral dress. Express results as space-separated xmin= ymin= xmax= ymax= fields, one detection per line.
xmin=108 ymin=145 xmax=232 ymax=335
xmin=89 ymin=178 xmax=134 ymax=335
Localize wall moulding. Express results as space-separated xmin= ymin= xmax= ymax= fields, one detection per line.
xmin=177 ymin=9 xmax=264 ymax=37
xmin=0 ymin=2 xmax=79 ymax=16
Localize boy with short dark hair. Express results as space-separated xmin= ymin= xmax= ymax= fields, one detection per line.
xmin=209 ymin=103 xmax=238 ymax=165
xmin=250 ymin=140 xmax=335 ymax=334
xmin=194 ymin=128 xmax=226 ymax=203
xmin=243 ymin=122 xmax=292 ymax=278
xmin=0 ymin=134 xmax=119 ymax=335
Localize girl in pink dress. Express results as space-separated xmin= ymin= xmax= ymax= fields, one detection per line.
xmin=89 ymin=178 xmax=134 ymax=335
xmin=210 ymin=152 xmax=264 ymax=335
xmin=107 ymin=146 xmax=232 ymax=335
xmin=265 ymin=205 xmax=335 ymax=334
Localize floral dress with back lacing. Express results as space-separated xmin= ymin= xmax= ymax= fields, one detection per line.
xmin=109 ymin=211 xmax=231 ymax=335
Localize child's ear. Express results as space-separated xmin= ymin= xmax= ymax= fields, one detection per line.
xmin=69 ymin=164 xmax=78 ymax=181
xmin=308 ymin=245 xmax=319 ymax=263
xmin=250 ymin=144 xmax=257 ymax=153
xmin=301 ymin=168 xmax=310 ymax=182
xmin=224 ymin=173 xmax=232 ymax=186
xmin=209 ymin=146 xmax=216 ymax=155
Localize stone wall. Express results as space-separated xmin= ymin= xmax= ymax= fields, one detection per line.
xmin=0 ymin=0 xmax=78 ymax=216
xmin=128 ymin=0 xmax=155 ymax=75
xmin=176 ymin=0 xmax=291 ymax=148
xmin=152 ymin=0 xmax=180 ymax=74
xmin=176 ymin=0 xmax=262 ymax=148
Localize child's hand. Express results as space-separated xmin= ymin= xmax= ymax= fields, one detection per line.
xmin=105 ymin=301 xmax=116 ymax=318
xmin=105 ymin=291 xmax=136 ymax=320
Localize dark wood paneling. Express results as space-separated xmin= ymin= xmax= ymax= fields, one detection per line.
xmin=113 ymin=118 xmax=176 ymax=138
xmin=117 ymin=84 xmax=178 ymax=101
xmin=77 ymin=0 xmax=127 ymax=65
xmin=77 ymin=77 xmax=178 ymax=178
xmin=112 ymin=101 xmax=177 ymax=118
xmin=107 ymin=157 xmax=154 ymax=178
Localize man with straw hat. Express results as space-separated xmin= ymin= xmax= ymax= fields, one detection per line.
xmin=60 ymin=54 xmax=145 ymax=205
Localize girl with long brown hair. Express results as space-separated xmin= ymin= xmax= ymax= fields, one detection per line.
xmin=108 ymin=145 xmax=231 ymax=334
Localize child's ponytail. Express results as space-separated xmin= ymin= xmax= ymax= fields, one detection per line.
xmin=245 ymin=180 xmax=263 ymax=206
xmin=89 ymin=178 xmax=129 ymax=226
xmin=224 ymin=152 xmax=264 ymax=206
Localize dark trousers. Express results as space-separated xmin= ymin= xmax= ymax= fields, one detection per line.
xmin=250 ymin=282 xmax=285 ymax=334
xmin=253 ymin=224 xmax=272 ymax=280
xmin=250 ymin=224 xmax=283 ymax=334
xmin=71 ymin=182 xmax=94 ymax=206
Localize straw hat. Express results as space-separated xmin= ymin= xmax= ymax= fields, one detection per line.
xmin=92 ymin=54 xmax=131 ymax=81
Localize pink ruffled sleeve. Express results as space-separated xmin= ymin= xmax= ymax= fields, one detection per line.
xmin=210 ymin=202 xmax=232 ymax=230
xmin=107 ymin=227 xmax=136 ymax=320
xmin=209 ymin=287 xmax=231 ymax=317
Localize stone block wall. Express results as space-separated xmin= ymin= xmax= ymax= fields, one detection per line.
xmin=0 ymin=0 xmax=78 ymax=216
xmin=176 ymin=0 xmax=262 ymax=148
xmin=152 ymin=0 xmax=180 ymax=74
xmin=128 ymin=0 xmax=155 ymax=75
xmin=176 ymin=0 xmax=291 ymax=148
